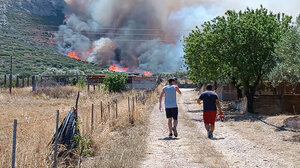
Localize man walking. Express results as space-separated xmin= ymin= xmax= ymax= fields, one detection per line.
xmin=159 ymin=78 xmax=182 ymax=137
xmin=197 ymin=85 xmax=223 ymax=139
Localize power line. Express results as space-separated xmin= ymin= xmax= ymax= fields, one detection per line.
xmin=1 ymin=34 xmax=184 ymax=43
xmin=36 ymin=25 xmax=195 ymax=32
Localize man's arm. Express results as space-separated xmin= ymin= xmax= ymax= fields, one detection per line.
xmin=197 ymin=99 xmax=202 ymax=104
xmin=159 ymin=90 xmax=165 ymax=110
xmin=216 ymin=99 xmax=223 ymax=115
xmin=175 ymin=86 xmax=182 ymax=94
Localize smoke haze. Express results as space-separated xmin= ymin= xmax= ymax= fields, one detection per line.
xmin=54 ymin=0 xmax=300 ymax=73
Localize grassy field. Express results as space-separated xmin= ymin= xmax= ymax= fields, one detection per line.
xmin=0 ymin=7 xmax=105 ymax=76
xmin=0 ymin=85 xmax=159 ymax=167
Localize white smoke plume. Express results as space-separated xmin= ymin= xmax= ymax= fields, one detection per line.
xmin=55 ymin=0 xmax=300 ymax=74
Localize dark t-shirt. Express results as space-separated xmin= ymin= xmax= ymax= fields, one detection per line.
xmin=199 ymin=90 xmax=219 ymax=112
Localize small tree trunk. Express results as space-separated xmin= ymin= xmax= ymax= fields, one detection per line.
xmin=231 ymin=78 xmax=243 ymax=99
xmin=245 ymin=86 xmax=256 ymax=113
xmin=237 ymin=87 xmax=243 ymax=99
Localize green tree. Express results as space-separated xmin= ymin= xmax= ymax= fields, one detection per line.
xmin=268 ymin=15 xmax=300 ymax=92
xmin=184 ymin=6 xmax=292 ymax=113
xmin=103 ymin=72 xmax=128 ymax=92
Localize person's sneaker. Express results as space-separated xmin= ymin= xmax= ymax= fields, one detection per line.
xmin=172 ymin=127 xmax=178 ymax=137
xmin=208 ymin=131 xmax=213 ymax=139
xmin=169 ymin=133 xmax=173 ymax=137
xmin=207 ymin=130 xmax=213 ymax=139
xmin=210 ymin=131 xmax=213 ymax=139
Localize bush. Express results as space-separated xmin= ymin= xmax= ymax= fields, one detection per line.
xmin=103 ymin=72 xmax=128 ymax=92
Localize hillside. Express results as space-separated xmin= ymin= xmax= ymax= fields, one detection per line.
xmin=0 ymin=3 xmax=105 ymax=76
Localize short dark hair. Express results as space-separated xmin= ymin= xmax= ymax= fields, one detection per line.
xmin=206 ymin=84 xmax=213 ymax=90
xmin=168 ymin=78 xmax=175 ymax=84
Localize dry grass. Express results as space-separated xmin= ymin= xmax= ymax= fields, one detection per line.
xmin=0 ymin=86 xmax=158 ymax=168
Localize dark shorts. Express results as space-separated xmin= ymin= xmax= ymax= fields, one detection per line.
xmin=166 ymin=107 xmax=178 ymax=120
xmin=203 ymin=110 xmax=217 ymax=124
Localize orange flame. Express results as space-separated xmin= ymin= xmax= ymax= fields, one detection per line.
xmin=67 ymin=51 xmax=80 ymax=60
xmin=144 ymin=71 xmax=152 ymax=76
xmin=109 ymin=64 xmax=128 ymax=72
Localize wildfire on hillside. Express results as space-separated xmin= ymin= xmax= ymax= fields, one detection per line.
xmin=109 ymin=64 xmax=129 ymax=72
xmin=143 ymin=71 xmax=152 ymax=76
xmin=67 ymin=51 xmax=80 ymax=60
xmin=109 ymin=64 xmax=152 ymax=76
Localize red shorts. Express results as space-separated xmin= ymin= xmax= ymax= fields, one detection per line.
xmin=203 ymin=110 xmax=217 ymax=124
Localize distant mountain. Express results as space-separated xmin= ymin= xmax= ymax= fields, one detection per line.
xmin=0 ymin=0 xmax=105 ymax=76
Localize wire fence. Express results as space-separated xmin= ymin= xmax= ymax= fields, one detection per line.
xmin=4 ymin=90 xmax=149 ymax=168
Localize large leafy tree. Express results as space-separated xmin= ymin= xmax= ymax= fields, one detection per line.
xmin=184 ymin=6 xmax=292 ymax=113
xmin=268 ymin=15 xmax=300 ymax=92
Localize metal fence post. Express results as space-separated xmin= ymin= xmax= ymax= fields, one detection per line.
xmin=128 ymin=97 xmax=130 ymax=123
xmin=91 ymin=104 xmax=94 ymax=130
xmin=53 ymin=110 xmax=59 ymax=168
xmin=132 ymin=97 xmax=135 ymax=124
xmin=115 ymin=99 xmax=118 ymax=119
xmin=108 ymin=102 xmax=110 ymax=120
xmin=9 ymin=74 xmax=12 ymax=94
xmin=10 ymin=55 xmax=12 ymax=94
xmin=11 ymin=119 xmax=17 ymax=168
xmin=100 ymin=101 xmax=103 ymax=122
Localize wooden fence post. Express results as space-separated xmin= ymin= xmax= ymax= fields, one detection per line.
xmin=32 ymin=76 xmax=36 ymax=91
xmin=11 ymin=119 xmax=17 ymax=168
xmin=53 ymin=110 xmax=59 ymax=168
xmin=128 ymin=97 xmax=130 ymax=123
xmin=100 ymin=101 xmax=103 ymax=122
xmin=91 ymin=104 xmax=94 ymax=130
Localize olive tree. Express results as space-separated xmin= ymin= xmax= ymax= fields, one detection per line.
xmin=268 ymin=15 xmax=300 ymax=92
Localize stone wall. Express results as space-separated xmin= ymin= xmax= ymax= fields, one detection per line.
xmin=253 ymin=95 xmax=300 ymax=115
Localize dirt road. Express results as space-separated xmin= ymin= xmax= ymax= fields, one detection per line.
xmin=140 ymin=89 xmax=300 ymax=168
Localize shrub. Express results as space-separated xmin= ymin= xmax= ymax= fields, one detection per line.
xmin=103 ymin=72 xmax=128 ymax=92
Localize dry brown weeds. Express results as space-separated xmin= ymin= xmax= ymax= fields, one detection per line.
xmin=0 ymin=86 xmax=158 ymax=168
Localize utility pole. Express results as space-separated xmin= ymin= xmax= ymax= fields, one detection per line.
xmin=9 ymin=55 xmax=12 ymax=94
